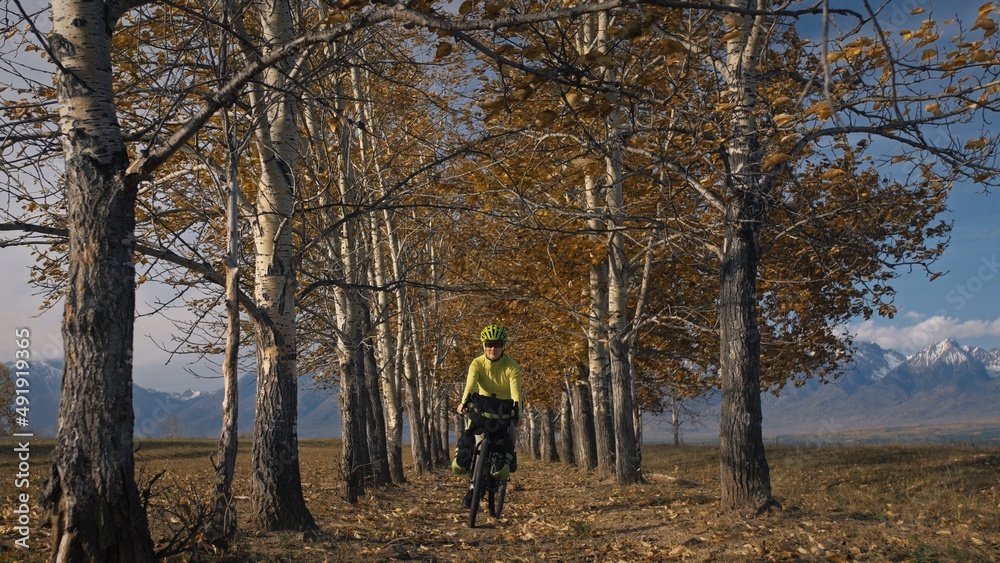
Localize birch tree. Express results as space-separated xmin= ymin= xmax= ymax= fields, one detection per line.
xmin=39 ymin=1 xmax=157 ymax=558
xmin=241 ymin=0 xmax=317 ymax=531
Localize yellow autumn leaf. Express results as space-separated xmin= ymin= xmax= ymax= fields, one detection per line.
xmin=774 ymin=113 xmax=796 ymax=127
xmin=564 ymin=91 xmax=582 ymax=107
xmin=509 ymin=86 xmax=532 ymax=101
xmin=761 ymin=153 xmax=791 ymax=170
xmin=911 ymin=7 xmax=925 ymax=15
xmin=921 ymin=48 xmax=937 ymax=62
xmin=326 ymin=12 xmax=350 ymax=25
xmin=534 ymin=109 xmax=558 ymax=128
xmin=965 ymin=137 xmax=989 ymax=150
xmin=925 ymin=102 xmax=941 ymax=116
xmin=658 ymin=38 xmax=686 ymax=55
xmin=806 ymin=101 xmax=833 ymax=120
xmin=973 ymin=16 xmax=998 ymax=37
xmin=822 ymin=168 xmax=847 ymax=180
xmin=721 ymin=29 xmax=742 ymax=42
xmin=434 ymin=41 xmax=453 ymax=60
xmin=971 ymin=49 xmax=995 ymax=62
xmin=772 ymin=96 xmax=794 ymax=109
xmin=522 ymin=44 xmax=544 ymax=59
xmin=459 ymin=0 xmax=474 ymax=14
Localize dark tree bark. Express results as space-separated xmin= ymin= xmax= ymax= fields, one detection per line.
xmin=207 ymin=254 xmax=240 ymax=547
xmin=340 ymin=323 xmax=370 ymax=502
xmin=250 ymin=320 xmax=317 ymax=530
xmin=718 ymin=194 xmax=779 ymax=515
xmin=363 ymin=329 xmax=391 ymax=487
xmin=539 ymin=408 xmax=560 ymax=463
xmin=42 ymin=1 xmax=155 ymax=559
xmin=571 ymin=380 xmax=598 ymax=470
xmin=716 ymin=0 xmax=780 ymax=516
xmin=560 ymin=388 xmax=576 ymax=466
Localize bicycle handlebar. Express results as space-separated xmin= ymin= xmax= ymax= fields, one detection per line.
xmin=463 ymin=393 xmax=519 ymax=421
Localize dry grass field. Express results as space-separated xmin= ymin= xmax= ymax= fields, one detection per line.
xmin=1 ymin=439 xmax=998 ymax=561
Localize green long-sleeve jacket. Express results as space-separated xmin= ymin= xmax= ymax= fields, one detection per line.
xmin=460 ymin=353 xmax=522 ymax=418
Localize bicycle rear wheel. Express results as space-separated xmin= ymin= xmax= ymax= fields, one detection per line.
xmin=468 ymin=438 xmax=490 ymax=528
xmin=488 ymin=478 xmax=507 ymax=518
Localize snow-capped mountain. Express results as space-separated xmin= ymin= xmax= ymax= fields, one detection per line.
xmin=970 ymin=346 xmax=1000 ymax=378
xmin=7 ymin=338 xmax=1000 ymax=442
xmin=905 ymin=338 xmax=976 ymax=369
xmin=843 ymin=340 xmax=907 ymax=382
xmin=753 ymin=338 xmax=1000 ymax=439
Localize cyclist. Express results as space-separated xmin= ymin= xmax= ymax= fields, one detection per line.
xmin=453 ymin=324 xmax=522 ymax=508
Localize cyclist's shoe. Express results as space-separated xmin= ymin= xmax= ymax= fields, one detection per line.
xmin=451 ymin=456 xmax=467 ymax=475
xmin=491 ymin=457 xmax=511 ymax=481
xmin=491 ymin=452 xmax=515 ymax=480
xmin=462 ymin=486 xmax=474 ymax=509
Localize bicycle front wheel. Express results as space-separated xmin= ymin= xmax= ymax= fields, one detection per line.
xmin=488 ymin=478 xmax=507 ymax=519
xmin=468 ymin=438 xmax=490 ymax=528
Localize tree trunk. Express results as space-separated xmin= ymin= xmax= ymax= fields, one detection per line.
xmin=539 ymin=408 xmax=560 ymax=463
xmin=247 ymin=0 xmax=314 ymax=532
xmin=584 ymin=174 xmax=616 ymax=479
xmin=354 ymin=64 xmax=405 ymax=484
xmin=718 ymin=197 xmax=777 ymax=514
xmin=43 ymin=1 xmax=155 ymax=559
xmin=363 ymin=323 xmax=391 ymax=487
xmin=207 ymin=139 xmax=242 ymax=548
xmin=671 ymin=398 xmax=681 ymax=447
xmin=339 ymin=334 xmax=369 ymax=502
xmin=572 ymin=379 xmax=598 ymax=470
xmin=406 ymin=312 xmax=434 ymax=472
xmin=369 ymin=211 xmax=406 ymax=483
xmin=717 ymin=0 xmax=779 ymax=516
xmin=529 ymin=410 xmax=542 ymax=460
xmin=403 ymin=331 xmax=431 ymax=473
xmin=560 ymin=387 xmax=576 ymax=466
xmin=605 ymin=86 xmax=641 ymax=484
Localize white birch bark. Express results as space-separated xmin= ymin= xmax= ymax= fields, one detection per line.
xmin=599 ymin=9 xmax=641 ymax=483
xmin=352 ymin=64 xmax=406 ymax=483
xmin=247 ymin=0 xmax=315 ymax=531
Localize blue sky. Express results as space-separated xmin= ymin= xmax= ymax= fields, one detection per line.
xmin=848 ymin=184 xmax=1000 ymax=354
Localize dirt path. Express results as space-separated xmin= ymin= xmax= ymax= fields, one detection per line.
xmin=228 ymin=459 xmax=779 ymax=562
xmin=219 ymin=446 xmax=1000 ymax=562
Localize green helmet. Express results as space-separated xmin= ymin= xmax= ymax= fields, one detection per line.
xmin=479 ymin=324 xmax=508 ymax=343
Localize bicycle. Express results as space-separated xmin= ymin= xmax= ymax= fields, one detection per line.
xmin=461 ymin=393 xmax=518 ymax=528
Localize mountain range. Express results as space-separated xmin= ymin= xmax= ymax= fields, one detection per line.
xmin=6 ymin=338 xmax=1000 ymax=443
xmin=661 ymin=338 xmax=1000 ymax=443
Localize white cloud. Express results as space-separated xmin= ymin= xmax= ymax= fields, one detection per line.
xmin=849 ymin=315 xmax=1000 ymax=353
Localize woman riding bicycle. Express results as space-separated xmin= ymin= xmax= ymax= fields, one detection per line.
xmin=453 ymin=324 xmax=522 ymax=508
